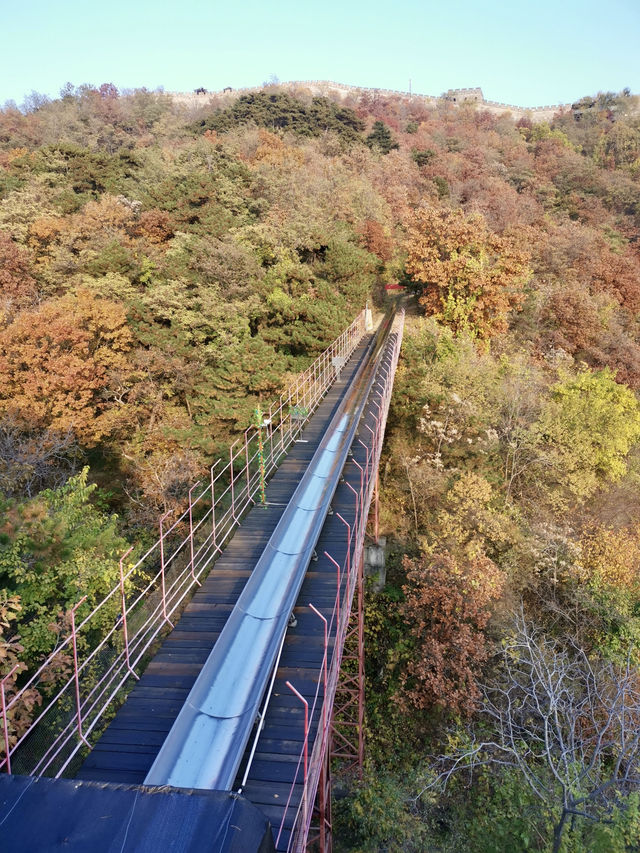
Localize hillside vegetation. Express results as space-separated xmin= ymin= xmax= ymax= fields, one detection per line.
xmin=1 ymin=83 xmax=640 ymax=850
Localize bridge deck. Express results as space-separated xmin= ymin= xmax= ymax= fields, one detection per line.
xmin=239 ymin=388 xmax=375 ymax=850
xmin=75 ymin=335 xmax=373 ymax=792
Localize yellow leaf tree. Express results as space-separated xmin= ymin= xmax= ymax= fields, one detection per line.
xmin=405 ymin=207 xmax=530 ymax=339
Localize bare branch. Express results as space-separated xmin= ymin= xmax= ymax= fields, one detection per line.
xmin=419 ymin=611 xmax=640 ymax=850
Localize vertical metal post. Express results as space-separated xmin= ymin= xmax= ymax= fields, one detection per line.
xmin=159 ymin=511 xmax=174 ymax=627
xmin=356 ymin=549 xmax=365 ymax=777
xmin=358 ymin=438 xmax=372 ymax=490
xmin=70 ymin=597 xmax=90 ymax=747
xmin=370 ymin=400 xmax=382 ymax=453
xmin=255 ymin=407 xmax=267 ymax=506
xmin=279 ymin=400 xmax=286 ymax=456
xmin=324 ymin=551 xmax=342 ymax=639
xmin=352 ymin=459 xmax=365 ymax=508
xmin=309 ymin=604 xmax=328 ymax=740
xmin=318 ymin=743 xmax=332 ymax=852
xmin=374 ymin=472 xmax=380 ymax=543
xmin=314 ymin=361 xmax=319 ymax=406
xmin=286 ymin=681 xmax=309 ymax=826
xmin=364 ymin=426 xmax=375 ymax=482
xmin=119 ymin=546 xmax=138 ymax=680
xmin=244 ymin=431 xmax=251 ymax=503
xmin=210 ymin=460 xmax=219 ymax=548
xmin=0 ymin=664 xmax=19 ymax=774
xmin=188 ymin=481 xmax=202 ymax=586
xmin=335 ymin=514 xmax=351 ymax=579
xmin=229 ymin=442 xmax=237 ymax=523
xmin=345 ymin=482 xmax=360 ymax=529
xmin=268 ymin=404 xmax=274 ymax=466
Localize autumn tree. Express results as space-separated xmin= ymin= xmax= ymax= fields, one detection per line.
xmin=0 ymin=290 xmax=133 ymax=445
xmin=529 ymin=367 xmax=640 ymax=505
xmin=578 ymin=524 xmax=640 ymax=593
xmin=359 ymin=218 xmax=393 ymax=262
xmin=572 ymin=524 xmax=640 ymax=656
xmin=405 ymin=207 xmax=530 ymax=339
xmin=436 ymin=472 xmax=514 ymax=559
xmin=0 ymin=415 xmax=79 ymax=498
xmin=399 ymin=549 xmax=506 ymax=716
xmin=0 ymin=231 xmax=38 ymax=318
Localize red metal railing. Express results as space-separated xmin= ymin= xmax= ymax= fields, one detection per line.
xmin=270 ymin=310 xmax=405 ymax=852
xmin=0 ymin=311 xmax=366 ymax=779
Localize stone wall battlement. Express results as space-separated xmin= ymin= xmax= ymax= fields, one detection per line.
xmin=171 ymin=80 xmax=571 ymax=123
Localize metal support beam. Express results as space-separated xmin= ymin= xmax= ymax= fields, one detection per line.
xmin=307 ymin=742 xmax=332 ymax=852
xmin=330 ymin=547 xmax=365 ymax=778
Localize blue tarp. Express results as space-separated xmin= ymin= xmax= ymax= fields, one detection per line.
xmin=0 ymin=775 xmax=275 ymax=852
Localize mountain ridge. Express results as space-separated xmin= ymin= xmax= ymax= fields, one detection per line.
xmin=172 ymin=79 xmax=572 ymax=122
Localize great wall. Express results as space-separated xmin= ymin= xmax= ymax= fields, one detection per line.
xmin=171 ymin=80 xmax=572 ymax=123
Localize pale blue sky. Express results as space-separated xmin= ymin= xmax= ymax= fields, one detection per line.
xmin=1 ymin=0 xmax=639 ymax=108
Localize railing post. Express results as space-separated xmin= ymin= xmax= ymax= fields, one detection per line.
xmin=286 ymin=680 xmax=309 ymax=832
xmin=0 ymin=664 xmax=20 ymax=774
xmin=358 ymin=438 xmax=372 ymax=489
xmin=352 ymin=459 xmax=365 ymax=508
xmin=244 ymin=431 xmax=251 ymax=502
xmin=255 ymin=407 xmax=267 ymax=506
xmin=371 ymin=398 xmax=382 ymax=448
xmin=210 ymin=460 xmax=220 ymax=551
xmin=374 ymin=472 xmax=380 ymax=542
xmin=279 ymin=400 xmax=286 ymax=456
xmin=119 ymin=546 xmax=139 ymax=681
xmin=345 ymin=481 xmax=360 ymax=526
xmin=324 ymin=551 xmax=342 ymax=639
xmin=188 ymin=481 xmax=202 ymax=586
xmin=313 ymin=361 xmax=319 ymax=406
xmin=364 ymin=426 xmax=376 ymax=481
xmin=70 ymin=597 xmax=90 ymax=747
xmin=336 ymin=513 xmax=352 ymax=579
xmin=159 ymin=511 xmax=175 ymax=628
xmin=268 ymin=404 xmax=274 ymax=466
xmin=309 ymin=604 xmax=328 ymax=742
xmin=345 ymin=481 xmax=362 ymax=552
xmin=229 ymin=442 xmax=238 ymax=523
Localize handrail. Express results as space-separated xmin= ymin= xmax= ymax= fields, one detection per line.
xmin=143 ymin=310 xmax=396 ymax=791
xmin=279 ymin=309 xmax=404 ymax=852
xmin=1 ymin=310 xmax=367 ymax=779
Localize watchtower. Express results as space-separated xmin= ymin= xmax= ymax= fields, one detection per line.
xmin=444 ymin=87 xmax=484 ymax=103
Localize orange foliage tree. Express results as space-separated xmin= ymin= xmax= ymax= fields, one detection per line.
xmin=359 ymin=218 xmax=393 ymax=262
xmin=0 ymin=290 xmax=132 ymax=445
xmin=0 ymin=232 xmax=38 ymax=318
xmin=405 ymin=207 xmax=530 ymax=339
xmin=398 ymin=550 xmax=506 ymax=716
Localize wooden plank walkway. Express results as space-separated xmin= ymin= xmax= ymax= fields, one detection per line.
xmin=75 ymin=335 xmax=374 ymax=788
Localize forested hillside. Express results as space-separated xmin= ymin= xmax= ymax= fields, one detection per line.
xmin=1 ymin=83 xmax=640 ymax=851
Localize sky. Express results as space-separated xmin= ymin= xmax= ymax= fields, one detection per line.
xmin=1 ymin=0 xmax=639 ymax=109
